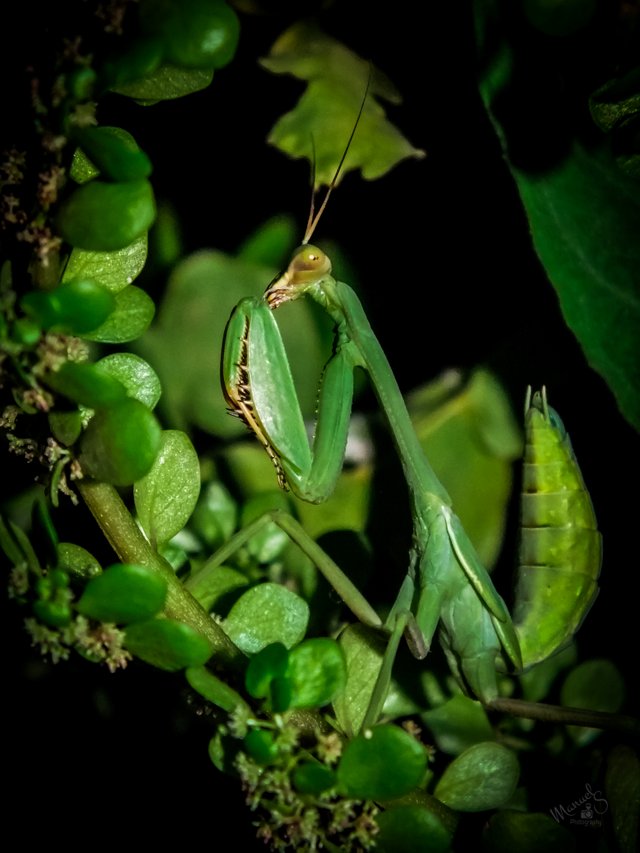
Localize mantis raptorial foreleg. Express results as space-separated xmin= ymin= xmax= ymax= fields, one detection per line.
xmin=222 ymin=246 xmax=522 ymax=704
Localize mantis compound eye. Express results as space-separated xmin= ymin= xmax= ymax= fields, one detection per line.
xmin=291 ymin=244 xmax=332 ymax=277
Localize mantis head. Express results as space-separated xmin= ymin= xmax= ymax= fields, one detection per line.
xmin=265 ymin=244 xmax=332 ymax=308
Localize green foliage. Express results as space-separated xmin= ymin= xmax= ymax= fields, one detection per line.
xmin=2 ymin=5 xmax=637 ymax=852
xmin=337 ymin=724 xmax=428 ymax=800
xmin=434 ymin=742 xmax=519 ymax=812
xmin=77 ymin=563 xmax=167 ymax=624
xmin=261 ymin=22 xmax=425 ymax=186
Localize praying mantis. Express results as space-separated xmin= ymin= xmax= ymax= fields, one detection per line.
xmin=219 ymin=107 xmax=601 ymax=714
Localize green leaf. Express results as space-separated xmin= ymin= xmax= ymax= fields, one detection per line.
xmin=337 ymin=724 xmax=428 ymax=801
xmin=240 ymin=491 xmax=292 ymax=563
xmin=434 ymin=742 xmax=519 ymax=812
xmin=95 ymin=353 xmax=161 ymax=409
xmin=189 ymin=480 xmax=238 ymax=550
xmin=476 ymin=6 xmax=640 ymax=431
xmin=56 ymin=542 xmax=102 ymax=580
xmin=48 ymin=410 xmax=83 ymax=446
xmin=334 ymin=624 xmax=385 ymax=736
xmin=185 ymin=665 xmax=246 ymax=712
xmin=560 ymin=658 xmax=625 ymax=745
xmin=286 ymin=638 xmax=346 ymax=710
xmin=21 ymin=279 xmax=116 ymax=334
xmin=63 ymin=236 xmax=148 ymax=293
xmin=125 ymin=618 xmax=213 ymax=670
xmin=44 ymin=362 xmax=127 ymax=408
xmin=72 ymin=126 xmax=152 ymax=183
xmin=81 ymin=285 xmax=155 ymax=343
xmin=56 ymin=179 xmax=156 ymax=251
xmin=137 ymin=247 xmax=332 ymax=437
xmin=80 ymin=397 xmax=162 ymax=486
xmin=134 ymin=430 xmax=201 ymax=546
xmin=243 ymin=729 xmax=279 ymax=765
xmin=292 ymin=763 xmax=337 ymax=795
xmin=260 ymin=22 xmax=424 ymax=186
xmin=139 ymin=0 xmax=240 ymax=69
xmin=482 ymin=810 xmax=577 ymax=853
xmin=77 ymin=563 xmax=167 ymax=624
xmin=237 ymin=214 xmax=297 ymax=268
xmin=223 ymin=582 xmax=309 ymax=654
xmin=518 ymin=642 xmax=577 ymax=703
xmin=376 ymin=804 xmax=453 ymax=853
xmin=111 ymin=63 xmax=213 ymax=102
xmin=407 ymin=369 xmax=522 ymax=567
xmin=423 ymin=695 xmax=494 ymax=756
xmin=185 ymin=565 xmax=249 ymax=613
xmin=245 ymin=642 xmax=289 ymax=699
xmin=605 ymin=745 xmax=640 ymax=853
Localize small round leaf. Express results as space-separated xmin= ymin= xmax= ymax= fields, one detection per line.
xmin=287 ymin=638 xmax=347 ymax=710
xmin=80 ymin=285 xmax=155 ymax=343
xmin=376 ymin=804 xmax=453 ymax=853
xmin=21 ymin=279 xmax=115 ymax=334
xmin=434 ymin=742 xmax=519 ymax=812
xmin=134 ymin=430 xmax=200 ymax=546
xmin=57 ymin=179 xmax=156 ymax=251
xmin=337 ymin=725 xmax=428 ymax=801
xmin=77 ymin=563 xmax=167 ymax=624
xmin=63 ymin=236 xmax=148 ymax=294
xmin=224 ymin=582 xmax=309 ymax=654
xmin=245 ymin=642 xmax=289 ymax=699
xmin=44 ymin=362 xmax=127 ymax=408
xmin=96 ymin=353 xmax=161 ymax=409
xmin=244 ymin=729 xmax=279 ymax=765
xmin=80 ymin=397 xmax=162 ymax=486
xmin=292 ymin=762 xmax=337 ymax=794
xmin=73 ymin=126 xmax=152 ymax=182
xmin=57 ymin=542 xmax=102 ymax=580
xmin=125 ymin=618 xmax=212 ymax=670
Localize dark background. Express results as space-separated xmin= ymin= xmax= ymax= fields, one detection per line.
xmin=5 ymin=1 xmax=638 ymax=847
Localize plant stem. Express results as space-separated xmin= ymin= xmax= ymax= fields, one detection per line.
xmin=78 ymin=479 xmax=243 ymax=669
xmin=486 ymin=697 xmax=640 ymax=737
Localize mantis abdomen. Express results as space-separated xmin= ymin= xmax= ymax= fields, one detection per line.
xmin=513 ymin=390 xmax=602 ymax=668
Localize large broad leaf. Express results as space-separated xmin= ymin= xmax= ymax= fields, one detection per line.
xmin=475 ymin=0 xmax=640 ymax=431
xmin=260 ymin=22 xmax=424 ymax=186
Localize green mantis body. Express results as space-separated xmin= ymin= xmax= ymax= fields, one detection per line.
xmin=222 ymin=243 xmax=602 ymax=706
xmin=223 ymin=247 xmax=527 ymax=702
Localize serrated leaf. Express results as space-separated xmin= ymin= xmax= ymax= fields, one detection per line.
xmin=434 ymin=742 xmax=519 ymax=812
xmin=286 ymin=638 xmax=346 ymax=710
xmin=77 ymin=563 xmax=166 ymax=624
xmin=125 ymin=618 xmax=213 ymax=670
xmin=261 ymin=22 xmax=424 ymax=186
xmin=224 ymin=582 xmax=309 ymax=654
xmin=337 ymin=724 xmax=427 ymax=801
xmin=111 ymin=63 xmax=213 ymax=102
xmin=96 ymin=353 xmax=161 ymax=409
xmin=82 ymin=285 xmax=155 ymax=343
xmin=376 ymin=804 xmax=453 ymax=853
xmin=423 ymin=695 xmax=494 ymax=756
xmin=134 ymin=430 xmax=200 ymax=546
xmin=63 ymin=236 xmax=148 ymax=293
xmin=80 ymin=397 xmax=162 ymax=486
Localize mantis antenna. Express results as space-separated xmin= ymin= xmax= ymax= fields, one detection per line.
xmin=302 ymin=66 xmax=372 ymax=245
